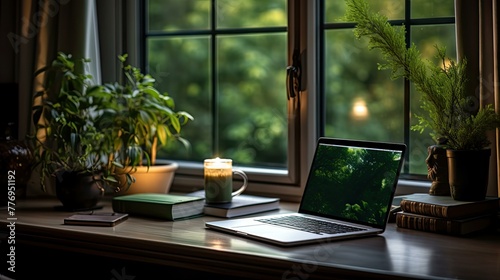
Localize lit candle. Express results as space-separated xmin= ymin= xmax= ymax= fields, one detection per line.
xmin=205 ymin=157 xmax=231 ymax=171
xmin=204 ymin=158 xmax=233 ymax=203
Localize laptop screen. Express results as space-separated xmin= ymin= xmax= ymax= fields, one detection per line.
xmin=299 ymin=138 xmax=405 ymax=228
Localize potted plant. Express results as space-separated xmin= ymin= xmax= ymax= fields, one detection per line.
xmin=31 ymin=52 xmax=125 ymax=210
xmin=91 ymin=54 xmax=193 ymax=194
xmin=344 ymin=0 xmax=500 ymax=200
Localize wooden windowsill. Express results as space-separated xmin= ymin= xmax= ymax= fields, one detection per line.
xmin=1 ymin=196 xmax=498 ymax=279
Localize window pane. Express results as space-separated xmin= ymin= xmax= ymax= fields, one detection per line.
xmin=147 ymin=36 xmax=212 ymax=161
xmin=216 ymin=0 xmax=287 ymax=28
xmin=411 ymin=24 xmax=457 ymax=63
xmin=147 ymin=0 xmax=210 ymax=32
xmin=325 ymin=0 xmax=405 ymax=23
xmin=146 ymin=1 xmax=288 ymax=170
xmin=217 ymin=34 xmax=287 ymax=167
xmin=324 ymin=29 xmax=405 ymax=142
xmin=411 ymin=0 xmax=455 ymax=19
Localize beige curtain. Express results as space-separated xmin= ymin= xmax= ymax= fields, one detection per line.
xmin=0 ymin=0 xmax=139 ymax=195
xmin=456 ymin=0 xmax=499 ymax=197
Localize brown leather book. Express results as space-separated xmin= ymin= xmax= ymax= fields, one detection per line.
xmin=396 ymin=211 xmax=495 ymax=235
xmin=398 ymin=193 xmax=499 ymax=219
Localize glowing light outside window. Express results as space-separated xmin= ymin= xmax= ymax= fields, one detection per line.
xmin=351 ymin=98 xmax=369 ymax=120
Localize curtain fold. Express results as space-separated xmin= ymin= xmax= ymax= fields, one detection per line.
xmin=455 ymin=0 xmax=500 ymax=197
xmin=0 ymin=0 xmax=139 ymax=196
xmin=96 ymin=0 xmax=140 ymax=84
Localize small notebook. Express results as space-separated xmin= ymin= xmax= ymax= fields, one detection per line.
xmin=205 ymin=137 xmax=406 ymax=246
xmin=64 ymin=212 xmax=129 ymax=227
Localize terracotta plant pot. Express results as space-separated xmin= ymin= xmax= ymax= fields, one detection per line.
xmin=446 ymin=149 xmax=491 ymax=201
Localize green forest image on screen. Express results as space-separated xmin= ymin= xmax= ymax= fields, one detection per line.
xmin=301 ymin=144 xmax=401 ymax=226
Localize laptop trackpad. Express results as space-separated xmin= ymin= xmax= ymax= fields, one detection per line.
xmin=234 ymin=224 xmax=320 ymax=241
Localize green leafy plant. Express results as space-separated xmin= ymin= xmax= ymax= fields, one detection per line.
xmin=31 ymin=52 xmax=118 ymax=192
xmin=90 ymin=54 xmax=193 ymax=182
xmin=344 ymin=0 xmax=500 ymax=150
xmin=31 ymin=52 xmax=193 ymax=193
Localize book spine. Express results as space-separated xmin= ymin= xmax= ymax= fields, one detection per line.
xmin=396 ymin=212 xmax=455 ymax=234
xmin=399 ymin=200 xmax=449 ymax=218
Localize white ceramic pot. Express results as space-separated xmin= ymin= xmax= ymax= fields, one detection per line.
xmin=123 ymin=161 xmax=179 ymax=194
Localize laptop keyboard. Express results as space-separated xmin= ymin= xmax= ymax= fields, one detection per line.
xmin=256 ymin=215 xmax=367 ymax=235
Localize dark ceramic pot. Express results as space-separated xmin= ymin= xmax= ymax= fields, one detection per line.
xmin=55 ymin=171 xmax=105 ymax=211
xmin=446 ymin=149 xmax=491 ymax=201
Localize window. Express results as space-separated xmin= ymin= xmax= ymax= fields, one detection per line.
xmin=143 ymin=0 xmax=298 ymax=195
xmin=142 ymin=0 xmax=456 ymax=197
xmin=321 ymin=0 xmax=455 ymax=179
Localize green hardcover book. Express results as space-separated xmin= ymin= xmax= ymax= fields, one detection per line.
xmin=112 ymin=193 xmax=205 ymax=220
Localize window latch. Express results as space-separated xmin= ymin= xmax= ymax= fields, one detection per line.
xmin=286 ymin=49 xmax=301 ymax=100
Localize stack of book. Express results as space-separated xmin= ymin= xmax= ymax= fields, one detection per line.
xmin=395 ymin=193 xmax=499 ymax=235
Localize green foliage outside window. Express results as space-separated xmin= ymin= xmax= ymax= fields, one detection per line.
xmin=145 ymin=0 xmax=456 ymax=176
xmin=146 ymin=0 xmax=287 ymax=167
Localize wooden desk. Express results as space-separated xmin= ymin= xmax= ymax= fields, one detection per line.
xmin=1 ymin=197 xmax=499 ymax=280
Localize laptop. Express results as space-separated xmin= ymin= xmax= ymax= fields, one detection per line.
xmin=205 ymin=137 xmax=406 ymax=246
